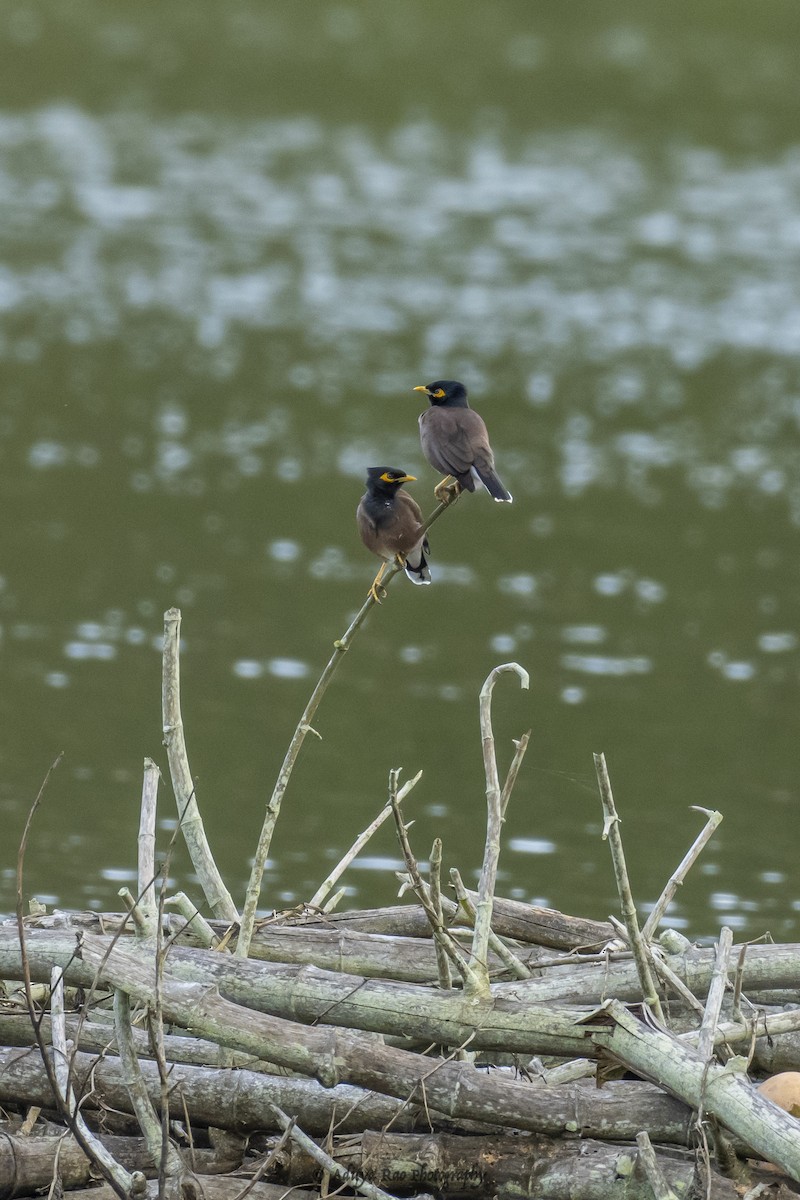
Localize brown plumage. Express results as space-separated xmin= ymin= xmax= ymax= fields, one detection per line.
xmin=357 ymin=467 xmax=431 ymax=601
xmin=413 ymin=379 xmax=512 ymax=503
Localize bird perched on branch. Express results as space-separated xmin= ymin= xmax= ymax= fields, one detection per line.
xmin=357 ymin=468 xmax=431 ymax=602
xmin=413 ymin=379 xmax=513 ymax=504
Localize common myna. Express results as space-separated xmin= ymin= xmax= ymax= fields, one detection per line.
xmin=357 ymin=467 xmax=431 ymax=602
xmin=413 ymin=379 xmax=513 ymax=503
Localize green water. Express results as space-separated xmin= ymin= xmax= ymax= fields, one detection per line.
xmin=2 ymin=1 xmax=800 ymax=939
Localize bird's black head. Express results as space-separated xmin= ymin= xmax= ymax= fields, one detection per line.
xmin=365 ymin=467 xmax=416 ymax=493
xmin=413 ymin=380 xmax=469 ymax=408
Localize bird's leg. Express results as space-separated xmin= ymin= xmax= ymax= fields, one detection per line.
xmin=368 ymin=561 xmax=389 ymax=604
xmin=434 ymin=474 xmax=462 ymax=505
xmin=394 ymin=552 xmax=408 ymax=570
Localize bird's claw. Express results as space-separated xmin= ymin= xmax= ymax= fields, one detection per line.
xmin=434 ymin=477 xmax=462 ymax=505
xmin=369 ymin=582 xmax=388 ymax=604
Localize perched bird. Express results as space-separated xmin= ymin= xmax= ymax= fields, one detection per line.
xmin=413 ymin=379 xmax=513 ymax=503
xmin=357 ymin=467 xmax=431 ymax=602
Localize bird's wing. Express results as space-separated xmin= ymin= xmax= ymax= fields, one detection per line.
xmin=421 ymin=408 xmax=493 ymax=475
xmin=395 ymin=489 xmax=425 ymax=528
xmin=356 ymin=499 xmax=380 ymax=553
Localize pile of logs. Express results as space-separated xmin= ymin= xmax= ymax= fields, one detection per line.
xmin=3 ymin=898 xmax=800 ymax=1200
xmin=2 ymin=611 xmax=799 ymax=1199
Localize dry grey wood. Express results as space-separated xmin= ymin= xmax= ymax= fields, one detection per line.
xmin=7 ymin=928 xmax=800 ymax=1060
xmin=330 ymin=1131 xmax=718 ymax=1200
xmin=329 ymin=900 xmax=608 ymax=947
xmin=82 ymin=934 xmax=597 ymax=1057
xmin=163 ymin=893 xmax=218 ymax=949
xmin=0 ymin=1012 xmax=267 ymax=1070
xmin=470 ymin=662 xmax=529 ymax=996
xmin=137 ymin=758 xmax=160 ymax=927
xmin=593 ymin=752 xmax=664 ymax=1023
xmin=308 ymin=771 xmax=423 ymax=911
xmin=595 ymin=998 xmax=800 ymax=1183
xmin=634 ymin=1131 xmax=679 ymax=1200
xmin=0 ymin=1046 xmax=490 ymax=1137
xmin=12 ymin=897 xmax=613 ymax=956
xmin=113 ymin=989 xmax=186 ymax=1183
xmin=429 ymin=837 xmax=451 ymax=990
xmin=50 ymin=968 xmax=136 ymax=1196
xmin=390 ymin=771 xmax=478 ymax=988
xmin=450 ymin=868 xmax=531 ymax=979
xmin=651 ymin=947 xmax=705 ymax=1014
xmin=42 ymin=1178 xmax=310 ymax=1200
xmin=77 ymin=936 xmax=698 ymax=1143
xmin=641 ymin=807 xmax=723 ymax=941
xmin=697 ymin=926 xmax=733 ymax=1062
xmin=162 ymin=608 xmax=239 ymax=923
xmin=0 ymin=921 xmax=528 ymax=988
xmin=499 ymin=730 xmax=531 ymax=819
xmin=119 ymin=886 xmax=150 ymax=936
xmin=269 ymin=1102 xmax=400 ymax=1200
xmin=0 ymin=1045 xmax=697 ymax=1147
xmin=0 ymin=1127 xmax=234 ymax=1195
xmin=238 ymin=498 xmax=452 ymax=960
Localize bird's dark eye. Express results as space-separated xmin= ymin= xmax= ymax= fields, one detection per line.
xmin=433 ymin=388 xmax=445 ymax=399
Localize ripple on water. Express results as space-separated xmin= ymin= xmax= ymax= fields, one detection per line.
xmin=562 ymin=625 xmax=606 ymax=645
xmin=561 ymin=653 xmax=651 ymax=677
xmin=233 ymin=657 xmax=310 ymax=680
xmin=508 ymin=837 xmax=557 ymax=855
xmin=64 ymin=641 xmax=117 ymax=661
xmin=758 ymin=632 xmax=797 ymax=653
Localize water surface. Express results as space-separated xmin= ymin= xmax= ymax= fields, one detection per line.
xmin=1 ymin=1 xmax=800 ymax=940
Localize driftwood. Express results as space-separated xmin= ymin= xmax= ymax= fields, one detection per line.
xmin=4 ymin=609 xmax=800 ymax=1199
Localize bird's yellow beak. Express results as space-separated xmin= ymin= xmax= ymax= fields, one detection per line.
xmin=413 ymin=385 xmax=430 ymax=395
xmin=399 ymin=474 xmax=417 ymax=483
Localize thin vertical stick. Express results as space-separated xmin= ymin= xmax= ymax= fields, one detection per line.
xmin=697 ymin=927 xmax=733 ymax=1063
xmin=162 ymin=608 xmax=239 ymax=922
xmin=635 ymin=1132 xmax=678 ymax=1200
xmin=389 ymin=770 xmax=477 ymax=987
xmin=469 ymin=662 xmax=529 ymax=998
xmin=429 ymin=838 xmax=452 ymax=989
xmin=137 ymin=757 xmax=160 ymax=927
xmin=593 ymin=752 xmax=664 ymax=1024
xmin=51 ymin=970 xmax=136 ymax=1195
xmin=451 ymin=867 xmax=531 ymax=979
xmin=113 ymin=989 xmax=185 ymax=1180
xmin=237 ymin=498 xmax=452 ymax=959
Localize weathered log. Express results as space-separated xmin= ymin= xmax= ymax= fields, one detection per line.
xmin=308 ymin=1131 xmax=736 ymax=1200
xmin=0 ymin=1013 xmax=267 ymax=1071
xmin=299 ymin=897 xmax=616 ymax=950
xmin=5 ymin=929 xmax=800 ymax=1062
xmin=594 ymin=1000 xmax=800 ymax=1182
xmin=0 ymin=928 xmax=601 ymax=1059
xmin=10 ymin=929 xmax=800 ymax=1013
xmin=0 ymin=1046 xmax=695 ymax=1144
xmin=48 ymin=1178 xmax=309 ymax=1200
xmin=0 ymin=1046 xmax=495 ymax=1137
xmin=0 ymin=1125 xmax=241 ymax=1198
xmin=5 ymin=912 xmax=531 ymax=984
xmin=72 ymin=937 xmax=701 ymax=1145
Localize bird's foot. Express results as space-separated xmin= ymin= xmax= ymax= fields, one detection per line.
xmin=369 ymin=580 xmax=388 ymax=604
xmin=434 ymin=476 xmax=462 ymax=505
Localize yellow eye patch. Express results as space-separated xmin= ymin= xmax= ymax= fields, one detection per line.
xmin=432 ymin=388 xmax=446 ymax=399
xmin=380 ymin=471 xmax=396 ymax=482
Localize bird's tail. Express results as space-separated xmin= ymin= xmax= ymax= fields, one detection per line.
xmin=472 ymin=464 xmax=513 ymax=503
xmin=404 ymin=537 xmax=432 ymax=585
